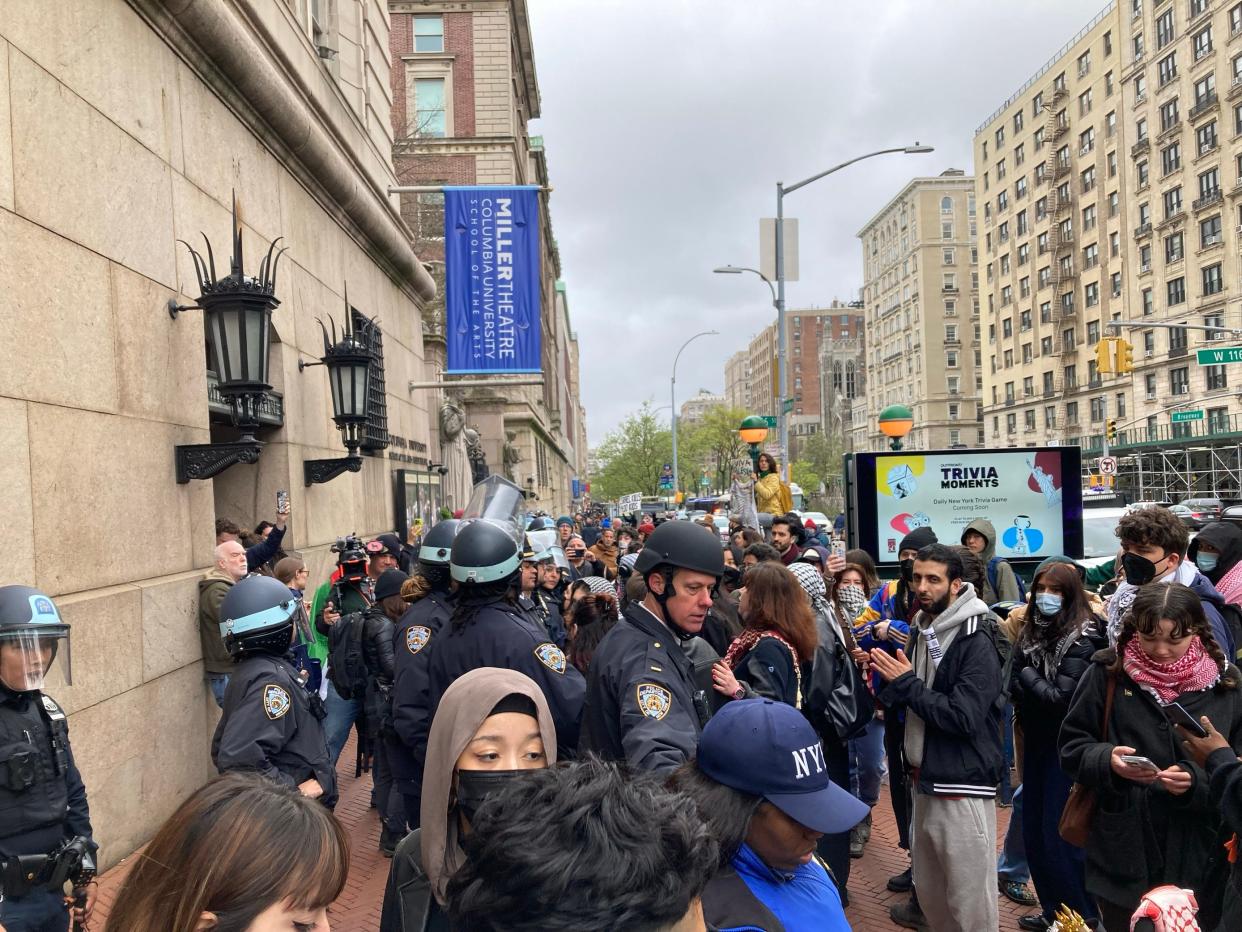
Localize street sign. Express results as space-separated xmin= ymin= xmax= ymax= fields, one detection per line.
xmin=762 ymin=416 xmax=778 ymax=428
xmin=699 ymin=475 xmax=709 ymax=488
xmin=1098 ymin=456 xmax=1118 ymax=476
xmin=1196 ymin=346 xmax=1242 ymax=365
xmin=1171 ymin=409 xmax=1204 ymax=423
xmin=782 ymin=397 xmax=794 ymax=414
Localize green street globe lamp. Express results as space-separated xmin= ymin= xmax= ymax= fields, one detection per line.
xmin=878 ymin=404 xmax=914 ymax=451
xmin=738 ymin=415 xmax=769 ymax=470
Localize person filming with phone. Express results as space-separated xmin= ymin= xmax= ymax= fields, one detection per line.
xmin=1060 ymin=582 xmax=1242 ymax=931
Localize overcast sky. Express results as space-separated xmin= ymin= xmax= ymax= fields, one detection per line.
xmin=525 ymin=0 xmax=1100 ymax=446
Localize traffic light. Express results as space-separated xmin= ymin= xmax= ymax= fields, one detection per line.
xmin=1106 ymin=418 xmax=1118 ymax=442
xmin=1114 ymin=339 xmax=1135 ymax=375
xmin=1095 ymin=337 xmax=1114 ymax=373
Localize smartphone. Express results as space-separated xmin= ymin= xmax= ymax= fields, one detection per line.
xmin=276 ymin=489 xmax=289 ymax=514
xmin=832 ymin=539 xmax=846 ymax=558
xmin=1119 ymin=754 xmax=1160 ymax=772
xmin=1162 ymin=701 xmax=1209 ymax=738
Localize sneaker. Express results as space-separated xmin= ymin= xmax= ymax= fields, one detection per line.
xmin=859 ymin=810 xmax=873 ymax=844
xmin=889 ymin=899 xmax=930 ymax=931
xmin=849 ymin=826 xmax=865 ymax=859
xmin=379 ymin=826 xmax=402 ymax=857
xmin=1017 ymin=916 xmax=1051 ymax=931
xmin=886 ymin=866 xmax=913 ymax=893
xmin=999 ymin=878 xmax=1039 ymax=906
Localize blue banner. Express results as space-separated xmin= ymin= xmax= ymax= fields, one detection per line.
xmin=444 ymin=186 xmax=542 ymax=374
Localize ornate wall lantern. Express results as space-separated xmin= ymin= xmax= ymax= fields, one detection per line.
xmin=301 ymin=289 xmax=374 ymax=485
xmin=171 ymin=197 xmax=287 ymax=483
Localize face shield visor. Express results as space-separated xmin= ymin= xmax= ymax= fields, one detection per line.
xmin=0 ymin=630 xmax=70 ymax=692
xmin=461 ymin=476 xmax=527 ymax=542
xmin=527 ymin=528 xmax=558 ymax=556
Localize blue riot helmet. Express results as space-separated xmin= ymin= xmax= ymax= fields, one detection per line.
xmin=418 ymin=519 xmax=461 ymax=589
xmin=450 ymin=520 xmax=522 ymax=587
xmin=0 ymin=586 xmax=72 ymax=692
xmin=219 ymin=575 xmax=300 ymax=659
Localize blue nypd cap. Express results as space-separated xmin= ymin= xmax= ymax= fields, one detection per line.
xmin=696 ymin=698 xmax=868 ymax=835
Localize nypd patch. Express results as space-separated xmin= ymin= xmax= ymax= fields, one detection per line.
xmin=406 ymin=625 xmax=432 ymax=655
xmin=263 ymin=684 xmax=291 ymax=720
xmin=533 ymin=642 xmax=567 ymax=674
xmin=636 ymin=683 xmax=671 ymax=721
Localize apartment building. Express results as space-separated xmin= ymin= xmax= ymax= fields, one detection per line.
xmin=679 ymin=389 xmax=725 ymax=426
xmin=852 ymin=170 xmax=982 ymax=451
xmin=724 ymin=349 xmax=750 ymax=410
xmin=976 ymin=0 xmax=1242 ymax=454
xmin=1122 ymin=0 xmax=1242 ymax=439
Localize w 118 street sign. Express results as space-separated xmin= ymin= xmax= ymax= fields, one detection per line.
xmin=1196 ymin=346 xmax=1242 ymax=365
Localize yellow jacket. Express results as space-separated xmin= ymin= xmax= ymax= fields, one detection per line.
xmin=754 ymin=473 xmax=790 ymax=514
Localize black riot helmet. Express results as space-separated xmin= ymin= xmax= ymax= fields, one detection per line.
xmin=219 ymin=575 xmax=299 ymax=659
xmin=633 ymin=522 xmax=724 ymax=640
xmin=450 ymin=521 xmax=522 ymax=587
xmin=0 ymin=586 xmax=73 ymax=691
xmin=418 ymin=519 xmax=461 ymax=589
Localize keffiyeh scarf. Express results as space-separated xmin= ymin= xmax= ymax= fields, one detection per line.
xmin=1122 ymin=635 xmax=1221 ymax=704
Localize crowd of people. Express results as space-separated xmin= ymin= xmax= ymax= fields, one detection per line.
xmin=8 ymin=470 xmax=1242 ymax=930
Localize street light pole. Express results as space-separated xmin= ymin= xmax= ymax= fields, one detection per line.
xmin=772 ymin=144 xmax=933 ymax=480
xmin=672 ymin=330 xmax=719 ymax=501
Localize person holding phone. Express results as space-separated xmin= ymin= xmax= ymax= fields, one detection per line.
xmin=1060 ymin=582 xmax=1242 ymax=931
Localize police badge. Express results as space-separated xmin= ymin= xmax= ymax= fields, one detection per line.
xmin=263 ymin=684 xmax=291 ymax=720
xmin=533 ymin=642 xmax=567 ymax=674
xmin=406 ymin=625 xmax=432 ymax=655
xmin=636 ymin=683 xmax=671 ymax=721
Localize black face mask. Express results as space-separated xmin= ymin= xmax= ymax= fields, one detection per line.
xmin=455 ymin=769 xmax=529 ymax=822
xmin=900 ymin=559 xmax=915 ymax=583
xmin=722 ymin=566 xmax=742 ymax=587
xmin=1122 ymin=551 xmax=1165 ymax=587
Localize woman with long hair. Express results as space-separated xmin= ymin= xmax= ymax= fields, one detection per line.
xmin=752 ymin=453 xmax=789 ymax=516
xmin=104 ymin=773 xmax=348 ymax=932
xmin=381 ymin=667 xmax=556 ymax=931
xmin=565 ymin=592 xmax=619 ymax=674
xmin=1061 ymin=583 xmax=1242 ymax=930
xmin=1009 ymin=561 xmax=1103 ymax=930
xmin=710 ymin=562 xmax=816 ymax=708
xmin=844 ymin=549 xmax=882 ymax=598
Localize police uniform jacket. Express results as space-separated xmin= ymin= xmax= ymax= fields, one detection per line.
xmin=212 ymin=653 xmax=338 ymax=806
xmin=517 ymin=591 xmax=566 ymax=647
xmin=389 ymin=589 xmax=454 ymax=794
xmin=578 ymin=602 xmax=709 ymax=772
xmin=0 ymin=687 xmax=93 ymax=860
xmin=427 ymin=601 xmax=585 ymax=759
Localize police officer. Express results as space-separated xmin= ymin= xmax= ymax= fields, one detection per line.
xmin=0 ymin=586 xmax=95 ymax=932
xmin=427 ymin=520 xmax=586 ymax=759
xmin=517 ymin=539 xmax=566 ymax=647
xmin=579 ymin=521 xmax=724 ymax=772
xmin=389 ymin=519 xmax=458 ymax=829
xmin=212 ymin=575 xmax=338 ymax=807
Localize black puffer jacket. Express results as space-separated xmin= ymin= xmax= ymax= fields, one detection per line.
xmin=1010 ymin=623 xmax=1103 ymax=748
xmin=1059 ymin=650 xmax=1242 ymax=915
xmin=360 ymin=604 xmax=396 ymax=739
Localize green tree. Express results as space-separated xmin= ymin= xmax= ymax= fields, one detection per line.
xmin=592 ymin=403 xmax=673 ymax=500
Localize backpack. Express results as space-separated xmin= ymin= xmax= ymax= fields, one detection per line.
xmin=327 ymin=611 xmax=369 ymax=700
xmin=987 ymin=556 xmax=1027 ymax=605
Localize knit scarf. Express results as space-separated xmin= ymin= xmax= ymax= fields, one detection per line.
xmin=724 ymin=628 xmax=803 ymax=709
xmin=1122 ymin=635 xmax=1221 ymax=704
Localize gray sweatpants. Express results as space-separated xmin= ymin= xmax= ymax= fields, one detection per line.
xmin=911 ymin=792 xmax=998 ymax=932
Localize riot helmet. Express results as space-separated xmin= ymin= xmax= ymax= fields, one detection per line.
xmin=418 ymin=519 xmax=460 ymax=589
xmin=219 ymin=575 xmax=299 ymax=658
xmin=450 ymin=520 xmax=522 ymax=587
xmin=0 ymin=586 xmax=72 ymax=692
xmin=461 ymin=476 xmax=528 ymax=540
xmin=633 ymin=522 xmax=724 ymax=640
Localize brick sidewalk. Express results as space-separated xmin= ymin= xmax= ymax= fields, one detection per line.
xmin=92 ymin=737 xmax=1038 ymax=931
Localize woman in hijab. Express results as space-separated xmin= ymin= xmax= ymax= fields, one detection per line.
xmin=1188 ymin=521 xmax=1242 ymax=607
xmin=380 ymin=668 xmax=556 ymax=932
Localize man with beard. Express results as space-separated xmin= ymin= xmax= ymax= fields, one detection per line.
xmin=588 ymin=524 xmax=620 ymax=580
xmin=870 ymin=543 xmax=1004 ymax=932
xmin=580 ymin=521 xmax=724 ymax=771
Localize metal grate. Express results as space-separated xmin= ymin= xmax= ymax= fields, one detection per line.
xmin=352 ymin=308 xmax=390 ymax=453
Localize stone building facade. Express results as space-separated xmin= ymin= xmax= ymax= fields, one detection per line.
xmin=0 ymin=0 xmax=437 ymax=867
xmin=852 ymin=171 xmax=982 ymax=452
xmin=388 ymin=0 xmax=586 ymax=514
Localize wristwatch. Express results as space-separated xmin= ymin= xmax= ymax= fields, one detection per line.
xmin=732 ymin=686 xmax=745 ymax=700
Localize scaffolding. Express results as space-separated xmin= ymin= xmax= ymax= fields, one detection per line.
xmin=1093 ymin=444 xmax=1242 ymax=501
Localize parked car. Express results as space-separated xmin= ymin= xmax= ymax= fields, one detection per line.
xmin=1082 ymin=507 xmax=1128 ymax=570
xmin=1170 ymin=504 xmax=1211 ymax=530
xmin=1220 ymin=504 xmax=1242 ymax=529
xmin=1177 ymin=498 xmax=1224 ymax=522
xmin=712 ymin=515 xmax=730 ymax=543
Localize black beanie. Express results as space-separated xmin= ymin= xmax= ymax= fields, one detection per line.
xmin=899 ymin=527 xmax=938 ymax=554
